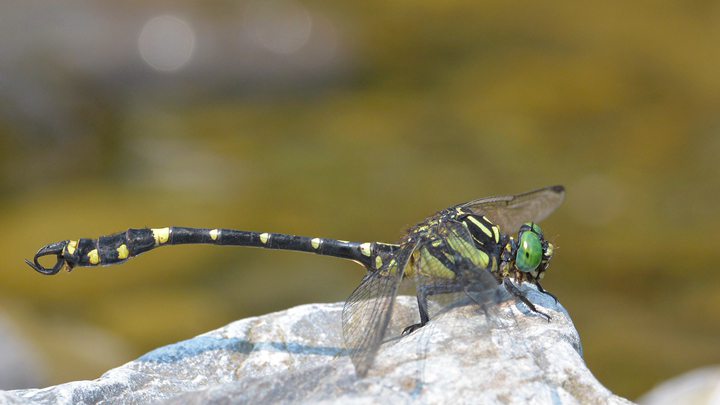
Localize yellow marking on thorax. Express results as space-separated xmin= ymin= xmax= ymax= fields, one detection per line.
xmin=416 ymin=247 xmax=455 ymax=279
xmin=492 ymin=225 xmax=500 ymax=244
xmin=259 ymin=233 xmax=270 ymax=244
xmin=209 ymin=229 xmax=220 ymax=241
xmin=404 ymin=263 xmax=413 ymax=277
xmin=360 ymin=243 xmax=372 ymax=257
xmin=467 ymin=216 xmax=493 ymax=238
xmin=152 ymin=228 xmax=170 ymax=246
xmin=546 ymin=242 xmax=554 ymax=257
xmin=476 ymin=250 xmax=490 ymax=269
xmin=311 ymin=238 xmax=321 ymax=249
xmin=445 ymin=233 xmax=489 ymax=269
xmin=87 ymin=249 xmax=99 ymax=265
xmin=500 ymin=261 xmax=512 ymax=277
xmin=117 ymin=244 xmax=129 ymax=260
xmin=65 ymin=240 xmax=78 ymax=255
xmin=407 ymin=252 xmax=418 ymax=277
xmin=376 ymin=257 xmax=398 ymax=275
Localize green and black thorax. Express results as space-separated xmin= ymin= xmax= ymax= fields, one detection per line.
xmin=389 ymin=206 xmax=554 ymax=287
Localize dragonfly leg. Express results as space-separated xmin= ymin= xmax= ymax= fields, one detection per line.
xmin=535 ymin=282 xmax=558 ymax=303
xmin=462 ymin=281 xmax=504 ymax=315
xmin=402 ymin=282 xmax=465 ymax=335
xmin=502 ymin=277 xmax=551 ymax=321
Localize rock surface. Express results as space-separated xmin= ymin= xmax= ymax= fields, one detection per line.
xmin=2 ymin=285 xmax=634 ymax=405
xmin=636 ymin=365 xmax=720 ymax=405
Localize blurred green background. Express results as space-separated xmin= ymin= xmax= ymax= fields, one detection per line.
xmin=1 ymin=0 xmax=719 ymax=400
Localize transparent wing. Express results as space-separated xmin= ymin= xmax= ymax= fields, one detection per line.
xmin=342 ymin=244 xmax=412 ymax=378
xmin=459 ymin=185 xmax=565 ymax=234
xmin=439 ymin=220 xmax=527 ymax=357
xmin=410 ymin=219 xmax=503 ymax=325
xmin=439 ymin=219 xmax=502 ymax=305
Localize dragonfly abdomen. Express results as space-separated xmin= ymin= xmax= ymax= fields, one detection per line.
xmin=26 ymin=226 xmax=380 ymax=275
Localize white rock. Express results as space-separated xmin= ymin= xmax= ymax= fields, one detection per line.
xmin=637 ymin=365 xmax=720 ymax=405
xmin=2 ymin=285 xmax=635 ymax=405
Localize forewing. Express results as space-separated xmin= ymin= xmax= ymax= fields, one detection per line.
xmin=342 ymin=245 xmax=411 ymax=378
xmin=460 ymin=185 xmax=565 ymax=234
xmin=412 ymin=220 xmax=503 ymax=321
xmin=440 ymin=220 xmax=501 ymax=302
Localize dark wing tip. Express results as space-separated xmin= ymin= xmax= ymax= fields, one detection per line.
xmin=549 ymin=185 xmax=566 ymax=204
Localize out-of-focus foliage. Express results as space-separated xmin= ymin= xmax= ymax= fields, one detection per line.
xmin=1 ymin=0 xmax=719 ymax=399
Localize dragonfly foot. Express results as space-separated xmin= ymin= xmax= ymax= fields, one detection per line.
xmin=503 ymin=277 xmax=552 ymax=322
xmin=402 ymin=323 xmax=425 ymax=335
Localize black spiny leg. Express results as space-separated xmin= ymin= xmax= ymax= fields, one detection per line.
xmin=535 ymin=282 xmax=558 ymax=304
xmin=502 ymin=278 xmax=551 ymax=322
xmin=462 ymin=282 xmax=504 ymax=319
xmin=402 ymin=282 xmax=466 ymax=335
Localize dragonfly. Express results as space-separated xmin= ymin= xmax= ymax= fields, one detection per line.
xmin=26 ymin=185 xmax=565 ymax=378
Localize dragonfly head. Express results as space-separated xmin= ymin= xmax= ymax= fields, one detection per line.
xmin=512 ymin=222 xmax=554 ymax=282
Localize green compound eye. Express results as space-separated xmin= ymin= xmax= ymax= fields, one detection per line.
xmin=516 ymin=223 xmax=543 ymax=273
